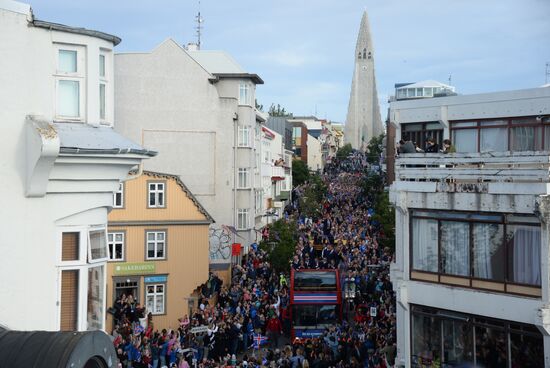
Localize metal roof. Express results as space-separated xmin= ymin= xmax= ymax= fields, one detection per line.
xmin=395 ymin=80 xmax=454 ymax=90
xmin=188 ymin=50 xmax=264 ymax=84
xmin=53 ymin=122 xmax=157 ymax=156
xmin=32 ymin=19 xmax=121 ymax=46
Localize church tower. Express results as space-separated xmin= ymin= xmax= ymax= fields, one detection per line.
xmin=344 ymin=11 xmax=383 ymax=150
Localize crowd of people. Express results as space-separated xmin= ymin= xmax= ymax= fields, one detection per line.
xmin=112 ymin=150 xmax=397 ymax=368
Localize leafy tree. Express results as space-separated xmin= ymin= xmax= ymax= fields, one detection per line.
xmin=255 ymin=99 xmax=264 ymax=112
xmin=268 ymin=103 xmax=293 ymax=117
xmin=298 ymin=174 xmax=327 ymax=218
xmin=366 ymin=134 xmax=385 ymax=164
xmin=336 ymin=143 xmax=353 ymax=160
xmin=292 ymin=159 xmax=310 ymax=187
xmin=260 ymin=219 xmax=297 ymax=272
xmin=373 ymin=191 xmax=395 ymax=252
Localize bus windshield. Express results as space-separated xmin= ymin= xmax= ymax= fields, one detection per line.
xmin=293 ymin=271 xmax=337 ymax=290
xmin=292 ymin=305 xmax=337 ymax=327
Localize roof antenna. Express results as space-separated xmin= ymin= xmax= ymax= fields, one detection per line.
xmin=546 ymin=62 xmax=550 ymax=84
xmin=195 ymin=1 xmax=204 ymax=50
xmin=448 ymin=73 xmax=452 ymax=86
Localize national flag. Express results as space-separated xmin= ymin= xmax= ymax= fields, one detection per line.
xmin=250 ymin=333 xmax=268 ymax=349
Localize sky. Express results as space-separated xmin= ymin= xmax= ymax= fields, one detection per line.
xmin=29 ymin=0 xmax=550 ymax=123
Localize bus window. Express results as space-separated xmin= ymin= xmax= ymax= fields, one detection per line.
xmin=293 ymin=271 xmax=337 ymax=290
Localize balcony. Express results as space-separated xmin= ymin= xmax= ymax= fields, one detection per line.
xmin=394 ymin=152 xmax=550 ymax=195
xmin=275 ymin=190 xmax=290 ymax=201
xmin=272 ymin=166 xmax=285 ymax=181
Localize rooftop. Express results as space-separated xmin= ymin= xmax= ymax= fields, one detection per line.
xmin=188 ymin=49 xmax=263 ymax=84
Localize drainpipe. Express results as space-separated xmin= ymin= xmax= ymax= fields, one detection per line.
xmin=233 ymin=112 xmax=239 ymax=262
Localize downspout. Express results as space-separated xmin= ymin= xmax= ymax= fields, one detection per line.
xmin=233 ymin=112 xmax=239 ymax=260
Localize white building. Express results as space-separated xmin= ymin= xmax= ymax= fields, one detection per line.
xmin=114 ymin=39 xmax=264 ymax=263
xmin=259 ymin=126 xmax=292 ymax=225
xmin=0 ymin=0 xmax=155 ymax=331
xmin=389 ymin=86 xmax=550 ymax=367
xmin=307 ymin=134 xmax=323 ymax=172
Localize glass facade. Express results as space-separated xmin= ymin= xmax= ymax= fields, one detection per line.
xmin=411 ymin=305 xmax=543 ymax=368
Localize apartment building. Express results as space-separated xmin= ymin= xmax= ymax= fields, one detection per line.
xmin=389 ymin=86 xmax=550 ymax=367
xmin=0 ymin=0 xmax=155 ymax=331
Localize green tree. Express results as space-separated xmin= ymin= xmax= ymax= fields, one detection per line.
xmin=260 ymin=219 xmax=297 ymax=272
xmin=298 ymin=174 xmax=327 ymax=218
xmin=255 ymin=99 xmax=264 ymax=112
xmin=292 ymin=159 xmax=310 ymax=187
xmin=373 ymin=191 xmax=395 ymax=252
xmin=366 ymin=134 xmax=385 ymax=164
xmin=268 ymin=103 xmax=293 ymax=117
xmin=336 ymin=143 xmax=353 ymax=160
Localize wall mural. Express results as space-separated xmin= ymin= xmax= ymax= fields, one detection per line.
xmin=209 ymin=227 xmax=232 ymax=260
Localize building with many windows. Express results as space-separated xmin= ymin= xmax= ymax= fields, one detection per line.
xmin=106 ymin=171 xmax=212 ymax=330
xmin=389 ymin=86 xmax=550 ymax=367
xmin=114 ymin=39 xmax=264 ymax=268
xmin=0 ymin=0 xmax=155 ymax=332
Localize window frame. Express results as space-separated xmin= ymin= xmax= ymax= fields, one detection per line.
xmin=409 ymin=209 xmax=541 ymax=296
xmin=88 ymin=228 xmax=109 ymax=263
xmin=145 ymin=282 xmax=166 ymax=315
xmin=107 ymin=231 xmax=125 ymax=262
xmin=238 ymin=167 xmax=250 ymax=189
xmin=401 ymin=121 xmax=444 ymax=150
xmin=450 ymin=116 xmax=549 ymax=153
xmin=99 ymin=49 xmax=111 ymax=125
xmin=147 ymin=181 xmax=166 ymax=208
xmin=239 ymin=82 xmax=252 ymax=106
xmin=238 ymin=126 xmax=251 ymax=147
xmin=113 ymin=182 xmax=124 ymax=209
xmin=145 ymin=230 xmax=167 ymax=260
xmin=237 ymin=209 xmax=250 ymax=230
xmin=54 ymin=44 xmax=86 ymax=121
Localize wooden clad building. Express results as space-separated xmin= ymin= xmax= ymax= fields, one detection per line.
xmin=106 ymin=171 xmax=213 ymax=331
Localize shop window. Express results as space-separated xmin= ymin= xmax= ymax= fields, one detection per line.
xmin=146 ymin=284 xmax=165 ymax=315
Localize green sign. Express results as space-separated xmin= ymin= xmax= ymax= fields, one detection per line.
xmin=113 ymin=262 xmax=156 ymax=276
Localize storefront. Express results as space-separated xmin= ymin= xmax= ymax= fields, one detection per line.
xmin=411 ymin=305 xmax=544 ymax=368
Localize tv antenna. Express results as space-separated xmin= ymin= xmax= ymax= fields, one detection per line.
xmin=546 ymin=62 xmax=550 ymax=84
xmin=195 ymin=1 xmax=204 ymax=49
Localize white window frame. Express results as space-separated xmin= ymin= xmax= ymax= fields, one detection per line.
xmin=238 ymin=168 xmax=250 ymax=189
xmin=239 ymin=83 xmax=251 ymax=106
xmin=146 ymin=231 xmax=166 ymax=260
xmin=255 ymin=190 xmax=263 ymax=214
xmin=88 ymin=228 xmax=109 ymax=263
xmin=238 ymin=126 xmax=251 ymax=147
xmin=148 ymin=182 xmax=165 ymax=208
xmin=99 ymin=49 xmax=111 ymax=125
xmin=107 ymin=232 xmax=125 ymax=261
xmin=237 ymin=209 xmax=250 ymax=230
xmin=145 ymin=283 xmax=166 ymax=315
xmin=54 ymin=44 xmax=86 ymax=121
xmin=113 ymin=182 xmax=124 ymax=208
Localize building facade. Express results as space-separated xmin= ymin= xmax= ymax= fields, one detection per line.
xmin=0 ymin=0 xmax=154 ymax=331
xmin=389 ymin=86 xmax=550 ymax=367
xmin=114 ymin=39 xmax=264 ymax=265
xmin=106 ymin=171 xmax=212 ymax=331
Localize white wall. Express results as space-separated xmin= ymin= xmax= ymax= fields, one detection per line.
xmin=307 ymin=134 xmax=323 ymax=171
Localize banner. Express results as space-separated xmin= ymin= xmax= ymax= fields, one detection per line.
xmin=232 ymin=243 xmax=242 ymax=256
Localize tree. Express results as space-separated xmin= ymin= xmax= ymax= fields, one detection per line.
xmin=366 ymin=134 xmax=385 ymax=164
xmin=292 ymin=159 xmax=310 ymax=187
xmin=373 ymin=191 xmax=395 ymax=252
xmin=299 ymin=174 xmax=327 ymax=218
xmin=255 ymin=99 xmax=264 ymax=112
xmin=336 ymin=143 xmax=353 ymax=160
xmin=268 ymin=103 xmax=293 ymax=117
xmin=260 ymin=219 xmax=297 ymax=272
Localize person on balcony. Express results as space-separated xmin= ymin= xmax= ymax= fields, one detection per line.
xmin=425 ymin=137 xmax=439 ymax=153
xmin=442 ymin=139 xmax=456 ymax=153
xmin=397 ymin=139 xmax=415 ymax=154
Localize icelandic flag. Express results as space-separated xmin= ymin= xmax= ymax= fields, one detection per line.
xmin=134 ymin=324 xmax=144 ymax=335
xmin=250 ymin=333 xmax=268 ymax=349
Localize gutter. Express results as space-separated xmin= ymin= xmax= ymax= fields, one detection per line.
xmin=59 ymin=147 xmax=158 ymax=157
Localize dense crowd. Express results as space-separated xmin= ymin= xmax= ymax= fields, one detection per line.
xmin=112 ymin=151 xmax=396 ymax=368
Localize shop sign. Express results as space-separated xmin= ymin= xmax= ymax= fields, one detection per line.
xmin=114 ymin=262 xmax=156 ymax=276
xmin=144 ymin=275 xmax=168 ymax=283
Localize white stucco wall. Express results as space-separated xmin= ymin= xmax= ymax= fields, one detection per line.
xmin=307 ymin=134 xmax=323 ymax=172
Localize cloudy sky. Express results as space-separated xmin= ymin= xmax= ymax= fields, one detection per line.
xmin=30 ymin=0 xmax=550 ymax=122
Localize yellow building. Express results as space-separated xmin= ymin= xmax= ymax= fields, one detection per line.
xmin=106 ymin=171 xmax=213 ymax=331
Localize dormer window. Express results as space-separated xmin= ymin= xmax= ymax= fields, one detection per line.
xmin=54 ymin=44 xmax=85 ymax=121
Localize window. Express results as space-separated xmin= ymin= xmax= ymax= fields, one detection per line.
xmin=99 ymin=84 xmax=106 ymax=120
xmin=146 ymin=284 xmax=165 ymax=314
xmin=410 ymin=210 xmax=541 ymax=293
xmin=99 ymin=54 xmax=106 ymax=77
xmin=255 ymin=190 xmax=263 ymax=213
xmin=99 ymin=51 xmax=110 ymax=124
xmin=55 ymin=45 xmax=85 ymax=120
xmin=401 ymin=122 xmax=443 ymax=150
xmin=148 ymin=182 xmax=165 ymax=208
xmin=411 ymin=305 xmax=544 ymax=368
xmin=87 ymin=265 xmax=104 ymax=330
xmin=237 ymin=209 xmax=249 ymax=230
xmin=238 ymin=168 xmax=250 ymax=188
xmin=146 ymin=231 xmax=166 ymax=259
xmin=451 ymin=117 xmax=547 ymax=153
xmin=113 ymin=182 xmax=124 ymax=208
xmin=62 ymin=232 xmax=80 ymax=262
xmin=239 ymin=83 xmax=252 ymax=105
xmin=108 ymin=232 xmax=124 ymax=261
xmin=60 ymin=270 xmax=79 ymax=331
xmin=238 ymin=126 xmax=250 ymax=147
xmin=88 ymin=229 xmax=108 ymax=262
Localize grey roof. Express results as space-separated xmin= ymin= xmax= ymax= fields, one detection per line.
xmin=188 ymin=50 xmax=264 ymax=84
xmin=54 ymin=123 xmax=157 ymax=156
xmin=32 ymin=19 xmax=121 ymax=46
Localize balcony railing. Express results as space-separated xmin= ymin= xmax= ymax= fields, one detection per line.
xmin=272 ymin=166 xmax=285 ymax=180
xmin=395 ymin=152 xmax=550 ymax=183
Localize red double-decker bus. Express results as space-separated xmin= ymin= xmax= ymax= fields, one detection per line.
xmin=289 ymin=269 xmax=342 ymax=340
